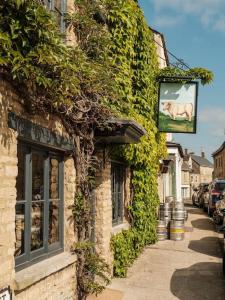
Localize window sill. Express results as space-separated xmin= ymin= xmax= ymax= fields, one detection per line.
xmin=14 ymin=252 xmax=77 ymax=291
xmin=111 ymin=222 xmax=130 ymax=236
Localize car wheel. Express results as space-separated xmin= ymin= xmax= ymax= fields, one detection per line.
xmin=208 ymin=205 xmax=213 ymax=217
xmin=203 ymin=203 xmax=207 ymax=212
xmin=223 ymin=254 xmax=225 ymax=276
xmin=213 ymin=212 xmax=222 ymax=225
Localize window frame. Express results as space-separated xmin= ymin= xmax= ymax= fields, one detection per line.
xmin=111 ymin=162 xmax=125 ymax=226
xmin=15 ymin=142 xmax=64 ymax=271
xmin=43 ymin=0 xmax=67 ymax=32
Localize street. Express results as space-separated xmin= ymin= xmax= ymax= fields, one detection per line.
xmin=91 ymin=203 xmax=225 ymax=300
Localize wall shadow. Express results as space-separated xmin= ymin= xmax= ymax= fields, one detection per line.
xmin=170 ymin=262 xmax=225 ymax=300
xmin=191 ymin=218 xmax=215 ymax=231
xmin=188 ymin=237 xmax=223 ymax=258
xmin=187 ymin=208 xmax=204 ymax=215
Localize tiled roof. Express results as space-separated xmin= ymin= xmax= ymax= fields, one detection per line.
xmin=191 ymin=154 xmax=213 ymax=168
xmin=182 ymin=161 xmax=190 ymax=171
xmin=212 ymin=141 xmax=225 ymax=157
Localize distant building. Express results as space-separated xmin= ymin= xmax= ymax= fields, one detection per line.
xmin=158 ymin=132 xmax=184 ymax=202
xmin=190 ymin=152 xmax=214 ymax=188
xmin=212 ymin=141 xmax=225 ymax=179
xmin=180 ymin=150 xmax=213 ymax=200
xmin=181 ymin=159 xmax=191 ymax=200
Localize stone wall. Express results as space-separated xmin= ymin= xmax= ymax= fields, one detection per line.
xmin=94 ymin=150 xmax=113 ymax=269
xmin=157 ymin=174 xmax=164 ymax=203
xmin=15 ymin=259 xmax=76 ymax=300
xmin=0 ymin=80 xmax=17 ymax=294
xmin=0 ymin=79 xmax=77 ymax=299
xmin=200 ymin=166 xmax=213 ymax=184
xmin=66 ymin=0 xmax=78 ymax=46
xmin=94 ymin=151 xmax=132 ymax=273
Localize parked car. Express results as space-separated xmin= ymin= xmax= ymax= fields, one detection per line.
xmin=198 ymin=183 xmax=210 ymax=208
xmin=192 ymin=183 xmax=209 ymax=208
xmin=208 ymin=180 xmax=225 ymax=217
xmin=213 ymin=196 xmax=225 ymax=225
xmin=202 ymin=187 xmax=210 ymax=212
xmin=192 ymin=187 xmax=199 ymax=206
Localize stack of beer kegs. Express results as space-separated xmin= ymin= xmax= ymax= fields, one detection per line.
xmin=157 ymin=198 xmax=173 ymax=240
xmin=157 ymin=198 xmax=188 ymax=242
xmin=170 ymin=202 xmax=186 ymax=241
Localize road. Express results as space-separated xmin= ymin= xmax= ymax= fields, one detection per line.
xmin=93 ymin=204 xmax=225 ymax=300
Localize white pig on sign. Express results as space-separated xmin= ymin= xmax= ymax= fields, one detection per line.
xmin=162 ymin=102 xmax=193 ymax=122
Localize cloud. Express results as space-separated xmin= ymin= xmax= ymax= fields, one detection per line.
xmin=214 ymin=19 xmax=225 ymax=32
xmin=199 ymin=106 xmax=225 ymax=137
xmin=150 ymin=0 xmax=225 ymax=32
xmin=154 ymin=15 xmax=183 ymax=27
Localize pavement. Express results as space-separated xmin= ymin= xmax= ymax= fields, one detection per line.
xmin=90 ymin=203 xmax=225 ymax=300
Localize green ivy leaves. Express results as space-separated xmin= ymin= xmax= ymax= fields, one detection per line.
xmin=107 ymin=0 xmax=166 ymax=277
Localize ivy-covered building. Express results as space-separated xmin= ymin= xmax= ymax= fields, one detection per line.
xmin=0 ymin=1 xmax=168 ymax=299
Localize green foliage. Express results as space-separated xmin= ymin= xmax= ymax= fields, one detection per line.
xmin=73 ymin=241 xmax=111 ymax=296
xmin=106 ymin=0 xmax=166 ymax=277
xmin=159 ymin=66 xmax=214 ymax=85
xmin=0 ymin=2 xmax=114 ymax=299
xmin=0 ymin=0 xmax=115 ymax=113
xmin=111 ymin=229 xmax=137 ymax=277
xmin=107 ymin=1 xmax=213 ymax=277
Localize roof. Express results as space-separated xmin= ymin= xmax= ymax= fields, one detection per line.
xmin=191 ymin=154 xmax=213 ymax=168
xmin=212 ymin=141 xmax=225 ymax=157
xmin=166 ymin=141 xmax=184 ymax=158
xmin=182 ymin=161 xmax=190 ymax=171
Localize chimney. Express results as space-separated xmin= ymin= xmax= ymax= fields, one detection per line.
xmin=201 ymin=151 xmax=205 ymax=158
xmin=185 ymin=148 xmax=188 ymax=155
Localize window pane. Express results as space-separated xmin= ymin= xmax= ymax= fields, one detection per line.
xmin=216 ymin=183 xmax=225 ymax=191
xmin=111 ymin=164 xmax=124 ymax=224
xmin=16 ymin=145 xmax=26 ymax=201
xmin=49 ymin=200 xmax=59 ymax=244
xmin=116 ymin=168 xmax=123 ymax=219
xmin=31 ymin=202 xmax=44 ymax=251
xmin=49 ymin=158 xmax=59 ymax=199
xmin=15 ymin=203 xmax=25 ymax=257
xmin=112 ymin=166 xmax=117 ymax=222
xmin=32 ymin=153 xmax=44 ymax=200
xmin=43 ymin=0 xmax=53 ymax=10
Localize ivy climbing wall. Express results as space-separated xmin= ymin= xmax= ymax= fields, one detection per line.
xmin=106 ymin=0 xmax=167 ymax=277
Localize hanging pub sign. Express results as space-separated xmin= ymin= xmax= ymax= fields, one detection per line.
xmin=157 ymin=80 xmax=198 ymax=133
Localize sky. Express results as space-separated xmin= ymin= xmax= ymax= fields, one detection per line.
xmin=139 ymin=0 xmax=225 ymax=161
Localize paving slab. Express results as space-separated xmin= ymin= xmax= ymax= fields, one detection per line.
xmin=87 ymin=288 xmax=123 ymax=300
xmin=109 ymin=205 xmax=225 ymax=300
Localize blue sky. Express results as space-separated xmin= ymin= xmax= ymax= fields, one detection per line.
xmin=139 ymin=0 xmax=225 ymax=161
